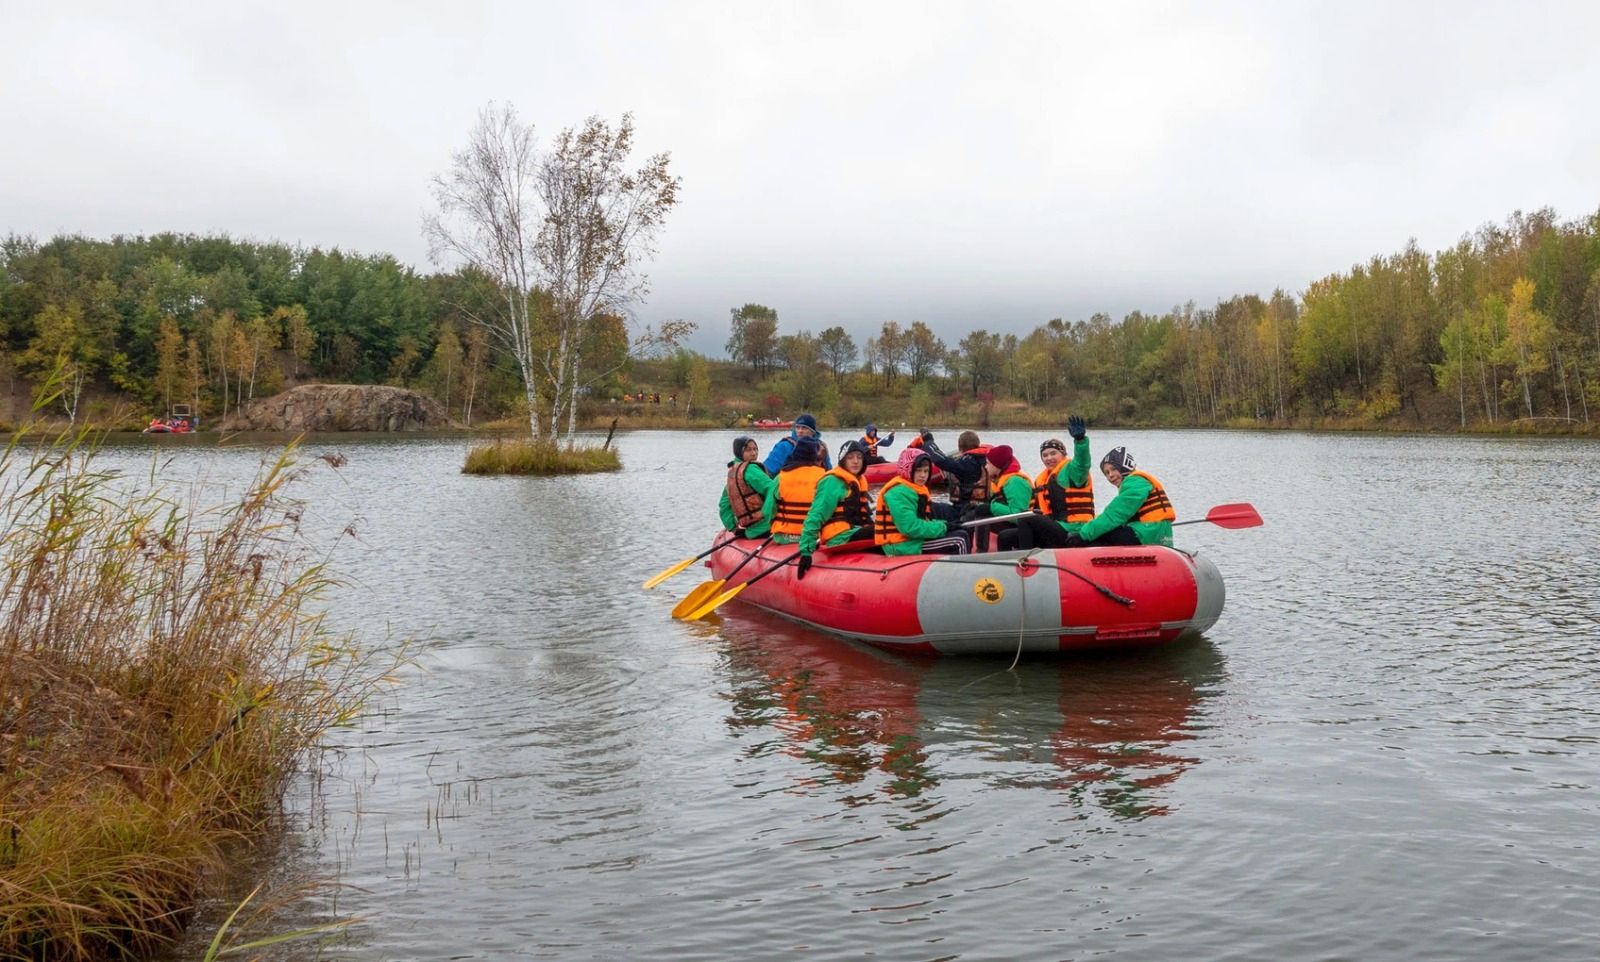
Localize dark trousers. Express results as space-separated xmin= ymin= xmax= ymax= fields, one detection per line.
xmin=1081 ymin=525 xmax=1141 ymax=547
xmin=995 ymin=519 xmax=1143 ymax=550
xmin=997 ymin=515 xmax=1071 ymax=551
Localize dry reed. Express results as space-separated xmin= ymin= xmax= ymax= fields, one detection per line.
xmin=0 ymin=419 xmax=389 ymax=960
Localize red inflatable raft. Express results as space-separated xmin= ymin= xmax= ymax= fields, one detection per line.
xmin=753 ymin=419 xmax=793 ymax=430
xmin=863 ymin=461 xmax=942 ymax=486
xmin=702 ymin=536 xmax=1224 ymax=656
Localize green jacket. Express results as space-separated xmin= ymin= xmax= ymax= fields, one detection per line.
xmin=1053 ymin=435 xmax=1093 ymax=534
xmin=880 ymin=480 xmax=951 ymax=556
xmin=1078 ymin=472 xmax=1174 ymax=547
xmin=799 ymin=473 xmax=869 ymax=555
xmin=988 ymin=471 xmax=1036 ymax=517
xmin=718 ymin=460 xmax=773 ymax=537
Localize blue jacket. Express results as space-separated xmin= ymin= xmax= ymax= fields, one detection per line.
xmin=762 ymin=431 xmax=832 ymax=475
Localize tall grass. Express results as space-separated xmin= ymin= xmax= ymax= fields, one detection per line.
xmin=462 ymin=438 xmax=621 ymax=475
xmin=0 ymin=422 xmax=388 ymax=960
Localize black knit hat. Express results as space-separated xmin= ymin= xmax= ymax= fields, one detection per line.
xmin=1040 ymin=438 xmax=1067 ymax=455
xmin=787 ymin=436 xmax=825 ymax=466
xmin=732 ymin=435 xmax=755 ymax=459
xmin=1100 ymin=446 xmax=1136 ymax=473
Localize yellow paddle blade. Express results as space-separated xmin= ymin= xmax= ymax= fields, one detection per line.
xmin=671 ymin=580 xmax=724 ymax=619
xmin=643 ymin=555 xmax=699 ymax=590
xmin=683 ymin=582 xmax=748 ymax=622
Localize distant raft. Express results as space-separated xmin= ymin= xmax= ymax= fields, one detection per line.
xmin=702 ymin=535 xmax=1225 ymax=655
xmin=863 ymin=461 xmax=942 ymax=486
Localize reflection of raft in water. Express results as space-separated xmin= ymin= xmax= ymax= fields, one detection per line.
xmin=704 ymin=536 xmax=1225 ymax=656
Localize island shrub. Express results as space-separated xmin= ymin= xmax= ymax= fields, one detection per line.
xmin=0 ymin=428 xmax=386 ymax=960
xmin=462 ymin=438 xmax=621 ymax=475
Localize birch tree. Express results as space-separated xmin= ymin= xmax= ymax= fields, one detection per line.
xmin=425 ymin=104 xmax=685 ymax=440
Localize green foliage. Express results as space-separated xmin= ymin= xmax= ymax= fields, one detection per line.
xmin=6 ymin=203 xmax=1600 ymax=433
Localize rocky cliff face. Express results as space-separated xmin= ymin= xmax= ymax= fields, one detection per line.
xmin=220 ymin=384 xmax=458 ymax=432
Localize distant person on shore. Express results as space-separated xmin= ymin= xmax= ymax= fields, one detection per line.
xmin=1064 ymin=446 xmax=1175 ymax=548
xmin=874 ymin=453 xmax=968 ymax=555
xmin=762 ymin=413 xmax=832 ymax=474
xmin=719 ymin=436 xmax=773 ymax=538
xmin=859 ymin=424 xmax=895 ymax=465
xmin=795 ymin=440 xmax=874 ymax=580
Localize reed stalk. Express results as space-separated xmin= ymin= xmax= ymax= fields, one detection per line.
xmin=0 ymin=410 xmax=390 ymax=960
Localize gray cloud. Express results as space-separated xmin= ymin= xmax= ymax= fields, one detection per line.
xmin=4 ymin=1 xmax=1597 ymax=354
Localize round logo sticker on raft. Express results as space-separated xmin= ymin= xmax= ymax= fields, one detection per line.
xmin=974 ymin=578 xmax=1004 ymax=604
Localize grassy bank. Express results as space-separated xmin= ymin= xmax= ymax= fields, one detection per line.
xmin=0 ymin=429 xmax=387 ymax=960
xmin=462 ymin=438 xmax=622 ymax=475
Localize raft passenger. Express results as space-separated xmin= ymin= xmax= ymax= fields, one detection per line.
xmin=919 ymin=430 xmax=989 ymax=516
xmin=874 ymin=453 xmax=968 ymax=556
xmin=762 ymin=413 xmax=832 ymax=475
xmin=719 ymin=435 xmax=773 ymax=538
xmin=969 ymin=445 xmax=1034 ymax=551
xmin=795 ymin=440 xmax=874 ymax=580
xmin=1064 ymin=446 xmax=1175 ymax=548
xmin=762 ymin=436 xmax=828 ymax=546
xmin=998 ymin=415 xmax=1095 ymax=551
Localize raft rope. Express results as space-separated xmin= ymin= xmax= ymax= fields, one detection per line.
xmin=710 ymin=540 xmax=1135 ymax=606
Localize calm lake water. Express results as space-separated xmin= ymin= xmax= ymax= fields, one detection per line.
xmin=113 ymin=427 xmax=1600 ymax=961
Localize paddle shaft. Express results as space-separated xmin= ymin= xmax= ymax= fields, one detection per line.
xmin=959 ymin=510 xmax=1036 ymax=529
xmin=644 ymin=534 xmax=734 ymax=588
xmin=722 ymin=536 xmax=774 ymax=576
xmin=684 ymin=553 xmax=795 ymax=620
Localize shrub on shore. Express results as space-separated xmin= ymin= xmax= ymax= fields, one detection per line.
xmin=0 ymin=428 xmax=387 ymax=960
xmin=462 ymin=438 xmax=621 ymax=475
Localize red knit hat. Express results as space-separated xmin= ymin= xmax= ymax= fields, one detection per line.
xmin=985 ymin=445 xmax=1013 ymax=470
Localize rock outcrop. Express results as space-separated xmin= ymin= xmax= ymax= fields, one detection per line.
xmin=219 ymin=384 xmax=458 ymax=432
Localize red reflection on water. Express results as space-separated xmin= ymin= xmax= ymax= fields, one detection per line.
xmin=707 ymin=609 xmax=1220 ymax=818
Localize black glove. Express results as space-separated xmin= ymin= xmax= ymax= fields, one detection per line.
xmin=734 ymin=527 xmax=747 ymax=539
xmin=1067 ymin=415 xmax=1086 ymax=441
xmin=1063 ymin=532 xmax=1085 ymax=548
xmin=959 ymin=502 xmax=981 ymax=524
xmin=920 ymin=429 xmax=933 ymax=443
xmin=796 ymin=554 xmax=813 ymax=580
xmin=940 ymin=520 xmax=954 ymax=536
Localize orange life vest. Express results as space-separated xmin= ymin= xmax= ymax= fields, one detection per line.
xmin=726 ymin=461 xmax=767 ymax=529
xmin=772 ymin=464 xmax=826 ymax=537
xmin=1127 ymin=470 xmax=1175 ymax=523
xmin=820 ymin=467 xmax=871 ymax=542
xmin=860 ymin=434 xmax=880 ymax=458
xmin=873 ymin=476 xmax=931 ymax=546
xmin=1033 ymin=465 xmax=1095 ymax=523
xmin=991 ymin=470 xmax=1029 ymax=511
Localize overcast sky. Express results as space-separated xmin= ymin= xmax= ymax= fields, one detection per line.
xmin=4 ymin=1 xmax=1598 ymax=352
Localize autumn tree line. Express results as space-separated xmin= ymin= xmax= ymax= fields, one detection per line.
xmin=3 ymin=206 xmax=1597 ymax=431
xmin=710 ymin=207 xmax=1600 ymax=430
xmin=0 ymin=233 xmax=547 ymax=425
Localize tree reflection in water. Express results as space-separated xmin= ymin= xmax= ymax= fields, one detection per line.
xmin=709 ymin=609 xmax=1226 ymax=819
